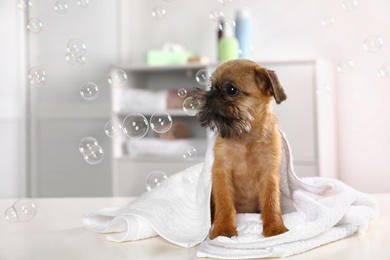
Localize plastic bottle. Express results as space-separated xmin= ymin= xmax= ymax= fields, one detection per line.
xmin=235 ymin=8 xmax=251 ymax=59
xmin=218 ymin=23 xmax=239 ymax=62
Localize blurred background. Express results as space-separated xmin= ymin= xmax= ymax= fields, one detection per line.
xmin=0 ymin=0 xmax=389 ymax=198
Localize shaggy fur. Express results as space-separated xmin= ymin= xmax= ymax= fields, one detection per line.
xmin=194 ymin=59 xmax=288 ymax=239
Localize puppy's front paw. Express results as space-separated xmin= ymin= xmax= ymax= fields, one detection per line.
xmin=209 ymin=224 xmax=238 ymax=240
xmin=262 ymin=224 xmax=289 ymax=237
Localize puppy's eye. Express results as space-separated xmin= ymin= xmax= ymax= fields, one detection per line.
xmin=225 ymin=84 xmax=239 ymax=96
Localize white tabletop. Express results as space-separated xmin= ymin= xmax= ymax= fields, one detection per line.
xmin=0 ymin=194 xmax=389 ymax=260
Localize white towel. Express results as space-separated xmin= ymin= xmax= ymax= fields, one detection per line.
xmin=82 ymin=131 xmax=378 ymax=258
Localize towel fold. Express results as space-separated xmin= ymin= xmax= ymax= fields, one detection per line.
xmin=82 ymin=131 xmax=378 ymax=259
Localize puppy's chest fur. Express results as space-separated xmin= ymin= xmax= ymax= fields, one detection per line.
xmin=214 ymin=137 xmax=276 ymax=214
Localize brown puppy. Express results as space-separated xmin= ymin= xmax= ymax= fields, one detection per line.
xmin=195 ymin=59 xmax=288 ymax=239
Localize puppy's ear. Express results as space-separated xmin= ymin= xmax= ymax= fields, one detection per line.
xmin=254 ymin=67 xmax=287 ymax=104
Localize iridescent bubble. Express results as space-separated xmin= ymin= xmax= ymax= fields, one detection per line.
xmin=79 ymin=137 xmax=98 ymax=154
xmin=104 ymin=120 xmax=122 ymax=138
xmin=336 ymin=60 xmax=354 ymax=73
xmin=66 ymin=38 xmax=86 ymax=58
xmin=54 ymin=1 xmax=68 ymax=14
xmin=341 ymin=0 xmax=358 ymax=12
xmin=146 ymin=171 xmax=168 ymax=191
xmin=321 ymin=16 xmax=335 ymax=28
xmin=80 ymin=82 xmax=99 ymax=101
xmin=183 ymin=146 xmax=197 ymax=161
xmin=209 ymin=9 xmax=224 ymax=22
xmin=122 ymin=113 xmax=149 ymax=139
xmin=150 ymin=112 xmax=173 ymax=134
xmin=18 ymin=0 xmax=32 ymax=11
xmin=195 ymin=69 xmax=211 ymax=85
xmin=12 ymin=198 xmax=37 ymax=222
xmin=83 ymin=144 xmax=104 ymax=165
xmin=28 ymin=66 xmax=46 ymax=88
xmin=177 ymin=88 xmax=188 ymax=98
xmin=316 ymin=85 xmax=331 ymax=95
xmin=4 ymin=207 xmax=18 ymax=223
xmin=363 ymin=35 xmax=383 ymax=53
xmin=376 ymin=63 xmax=390 ymax=78
xmin=27 ymin=18 xmax=43 ymax=33
xmin=65 ymin=53 xmax=86 ymax=66
xmin=77 ymin=0 xmax=90 ymax=7
xmin=218 ymin=17 xmax=236 ymax=31
xmin=182 ymin=96 xmax=200 ymax=116
xmin=217 ymin=0 xmax=232 ymax=5
xmin=151 ymin=6 xmax=166 ymax=19
xmin=108 ymin=70 xmax=127 ymax=87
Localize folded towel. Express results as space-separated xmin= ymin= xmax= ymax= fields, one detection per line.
xmin=82 ymin=131 xmax=378 ymax=258
xmin=126 ymin=137 xmax=207 ymax=158
xmin=120 ymin=88 xmax=168 ymax=113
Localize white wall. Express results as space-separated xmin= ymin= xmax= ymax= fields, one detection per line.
xmin=0 ymin=1 xmax=27 ymax=198
xmin=1 ymin=0 xmax=389 ymax=196
xmin=120 ymin=0 xmax=390 ymax=192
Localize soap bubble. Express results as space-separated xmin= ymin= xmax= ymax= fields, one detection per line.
xmin=65 ymin=53 xmax=86 ymax=66
xmin=177 ymin=88 xmax=188 ymax=98
xmin=12 ymin=198 xmax=37 ymax=222
xmin=83 ymin=144 xmax=104 ymax=165
xmin=316 ymin=85 xmax=331 ymax=95
xmin=182 ymin=96 xmax=200 ymax=116
xmin=27 ymin=18 xmax=43 ymax=33
xmin=77 ymin=0 xmax=90 ymax=7
xmin=183 ymin=146 xmax=197 ymax=161
xmin=218 ymin=17 xmax=236 ymax=31
xmin=336 ymin=60 xmax=354 ymax=73
xmin=80 ymin=82 xmax=99 ymax=101
xmin=108 ymin=70 xmax=127 ymax=87
xmin=363 ymin=35 xmax=383 ymax=53
xmin=146 ymin=171 xmax=168 ymax=191
xmin=217 ymin=0 xmax=232 ymax=5
xmin=342 ymin=0 xmax=358 ymax=12
xmin=104 ymin=120 xmax=122 ymax=138
xmin=54 ymin=1 xmax=68 ymax=14
xmin=151 ymin=6 xmax=166 ymax=19
xmin=182 ymin=172 xmax=196 ymax=187
xmin=377 ymin=63 xmax=390 ymax=78
xmin=195 ymin=69 xmax=211 ymax=85
xmin=4 ymin=207 xmax=18 ymax=223
xmin=66 ymin=38 xmax=86 ymax=58
xmin=150 ymin=112 xmax=173 ymax=134
xmin=122 ymin=113 xmax=149 ymax=139
xmin=321 ymin=17 xmax=335 ymax=27
xmin=79 ymin=137 xmax=99 ymax=154
xmin=18 ymin=0 xmax=32 ymax=11
xmin=209 ymin=9 xmax=224 ymax=22
xmin=28 ymin=66 xmax=46 ymax=88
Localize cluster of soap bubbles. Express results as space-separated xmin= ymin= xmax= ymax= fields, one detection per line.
xmin=79 ymin=137 xmax=104 ymax=165
xmin=4 ymin=198 xmax=37 ymax=223
xmin=122 ymin=112 xmax=173 ymax=139
xmin=320 ymin=0 xmax=387 ymax=77
xmin=66 ymin=38 xmax=87 ymax=66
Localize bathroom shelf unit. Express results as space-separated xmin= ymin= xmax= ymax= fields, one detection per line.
xmin=111 ymin=60 xmax=337 ymax=197
xmin=111 ymin=63 xmax=212 ymax=196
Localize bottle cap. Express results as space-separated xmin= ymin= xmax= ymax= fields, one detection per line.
xmin=235 ymin=7 xmax=251 ymax=19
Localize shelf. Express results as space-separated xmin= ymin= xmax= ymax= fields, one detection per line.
xmin=115 ymin=108 xmax=198 ymax=117
xmin=116 ymin=63 xmax=211 ymax=72
xmin=116 ymin=155 xmax=205 ymax=163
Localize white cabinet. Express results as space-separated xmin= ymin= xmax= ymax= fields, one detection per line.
xmin=111 ymin=64 xmax=210 ymax=196
xmin=112 ymin=60 xmax=337 ymax=196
